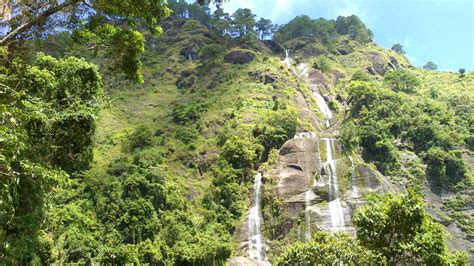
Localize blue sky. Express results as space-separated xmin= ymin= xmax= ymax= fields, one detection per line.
xmin=216 ymin=0 xmax=473 ymax=71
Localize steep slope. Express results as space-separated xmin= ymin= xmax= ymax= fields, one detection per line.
xmin=35 ymin=14 xmax=472 ymax=265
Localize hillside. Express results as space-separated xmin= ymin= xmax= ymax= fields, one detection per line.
xmin=1 ymin=1 xmax=472 ymax=265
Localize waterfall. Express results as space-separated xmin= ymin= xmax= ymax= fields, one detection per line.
xmin=305 ymin=190 xmax=312 ymax=241
xmin=284 ymin=49 xmax=290 ymax=67
xmin=313 ymin=91 xmax=333 ymax=128
xmin=248 ymin=173 xmax=266 ymax=261
xmin=323 ymin=138 xmax=345 ymax=231
xmin=349 ymin=156 xmax=359 ymax=198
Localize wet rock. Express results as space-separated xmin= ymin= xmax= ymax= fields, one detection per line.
xmin=275 ymin=138 xmax=323 ymax=198
xmin=307 ymin=69 xmax=328 ymax=89
xmin=224 ymin=49 xmax=255 ymax=64
xmin=294 ymin=91 xmax=322 ymax=131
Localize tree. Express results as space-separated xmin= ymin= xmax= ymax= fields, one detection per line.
xmin=212 ymin=6 xmax=232 ymax=36
xmin=276 ymin=231 xmax=382 ymax=265
xmin=353 ymin=191 xmax=466 ymax=264
xmin=220 ymin=136 xmax=258 ymax=172
xmin=231 ymin=8 xmax=256 ymax=38
xmin=1 ymin=0 xmax=172 ymax=82
xmin=459 ymin=68 xmax=466 ymax=77
xmin=391 ymin=43 xmax=405 ymax=54
xmin=199 ymin=44 xmax=227 ymax=63
xmin=334 ymin=15 xmax=373 ymax=43
xmin=384 ymin=69 xmax=420 ymax=93
xmin=0 ymin=53 xmax=103 ymax=263
xmin=423 ymin=61 xmax=438 ymax=70
xmin=256 ymin=18 xmax=273 ymax=39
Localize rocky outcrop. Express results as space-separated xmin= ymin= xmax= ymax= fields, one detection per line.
xmin=294 ymin=92 xmax=322 ymax=132
xmin=224 ymin=49 xmax=255 ymax=64
xmin=366 ymin=52 xmax=401 ymax=76
xmin=307 ymin=69 xmax=329 ymax=89
xmin=270 ymin=136 xmax=399 ymax=234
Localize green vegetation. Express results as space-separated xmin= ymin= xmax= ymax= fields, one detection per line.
xmin=278 ymin=192 xmax=466 ymax=265
xmin=354 ymin=192 xmax=466 ymax=264
xmin=276 ymin=231 xmax=382 ymax=265
xmin=423 ymin=61 xmax=438 ymax=70
xmin=274 ymin=15 xmax=372 ymax=45
xmin=1 ymin=0 xmax=472 ymax=264
xmin=341 ymin=73 xmax=471 ymax=192
xmin=391 ymin=43 xmax=405 ymax=54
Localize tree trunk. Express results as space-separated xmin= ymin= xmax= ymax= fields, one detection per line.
xmin=0 ymin=0 xmax=82 ymax=46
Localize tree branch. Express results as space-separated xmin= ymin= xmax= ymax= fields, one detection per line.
xmin=0 ymin=0 xmax=82 ymax=46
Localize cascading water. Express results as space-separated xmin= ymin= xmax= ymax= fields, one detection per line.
xmin=323 ymin=138 xmax=345 ymax=231
xmin=284 ymin=49 xmax=290 ymax=67
xmin=305 ymin=190 xmax=312 ymax=241
xmin=313 ymin=91 xmax=333 ymax=128
xmin=349 ymin=156 xmax=359 ymax=198
xmin=248 ymin=173 xmax=266 ymax=261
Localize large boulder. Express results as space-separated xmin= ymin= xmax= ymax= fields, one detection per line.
xmin=307 ymin=69 xmax=329 ymax=89
xmin=224 ymin=49 xmax=255 ymax=65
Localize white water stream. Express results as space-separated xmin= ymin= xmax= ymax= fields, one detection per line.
xmin=349 ymin=156 xmax=359 ymax=198
xmin=323 ymin=138 xmax=345 ymax=231
xmin=248 ymin=173 xmax=267 ymax=261
xmin=305 ymin=190 xmax=312 ymax=241
xmin=313 ymin=91 xmax=333 ymax=128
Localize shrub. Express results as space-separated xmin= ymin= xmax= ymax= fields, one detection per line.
xmin=220 ymin=136 xmax=258 ymax=170
xmin=171 ymin=102 xmax=208 ymax=125
xmin=129 ymin=125 xmax=153 ymax=150
xmin=384 ymin=69 xmax=420 ymax=93
xmin=254 ymin=109 xmax=297 ymax=152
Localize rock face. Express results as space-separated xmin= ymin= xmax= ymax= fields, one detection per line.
xmin=307 ymin=69 xmax=328 ymax=89
xmin=365 ymin=52 xmax=401 ymax=76
xmin=270 ymin=135 xmax=399 ymax=237
xmin=224 ymin=50 xmax=255 ymax=64
xmin=294 ymin=91 xmax=323 ymax=132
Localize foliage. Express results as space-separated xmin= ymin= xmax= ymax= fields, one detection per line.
xmin=425 ymin=148 xmax=467 ymax=192
xmin=353 ymin=191 xmax=466 ymax=264
xmin=220 ymin=136 xmax=259 ymax=172
xmin=384 ymin=69 xmax=420 ymax=93
xmin=253 ymin=109 xmax=297 ymax=154
xmin=423 ymin=61 xmax=438 ymax=70
xmin=171 ymin=102 xmax=208 ymax=125
xmin=274 ymin=16 xmax=335 ymax=45
xmin=256 ymin=18 xmax=275 ymax=40
xmin=128 ymin=125 xmax=154 ymax=150
xmin=334 ymin=15 xmax=373 ymax=43
xmin=199 ymin=44 xmax=227 ymax=63
xmin=391 ymin=43 xmax=405 ymax=54
xmin=312 ymin=55 xmax=332 ymax=73
xmin=1 ymin=0 xmax=171 ymax=82
xmin=0 ymin=54 xmax=102 ymax=263
xmin=276 ymin=231 xmax=383 ymax=265
xmin=232 ymin=8 xmax=257 ymax=38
